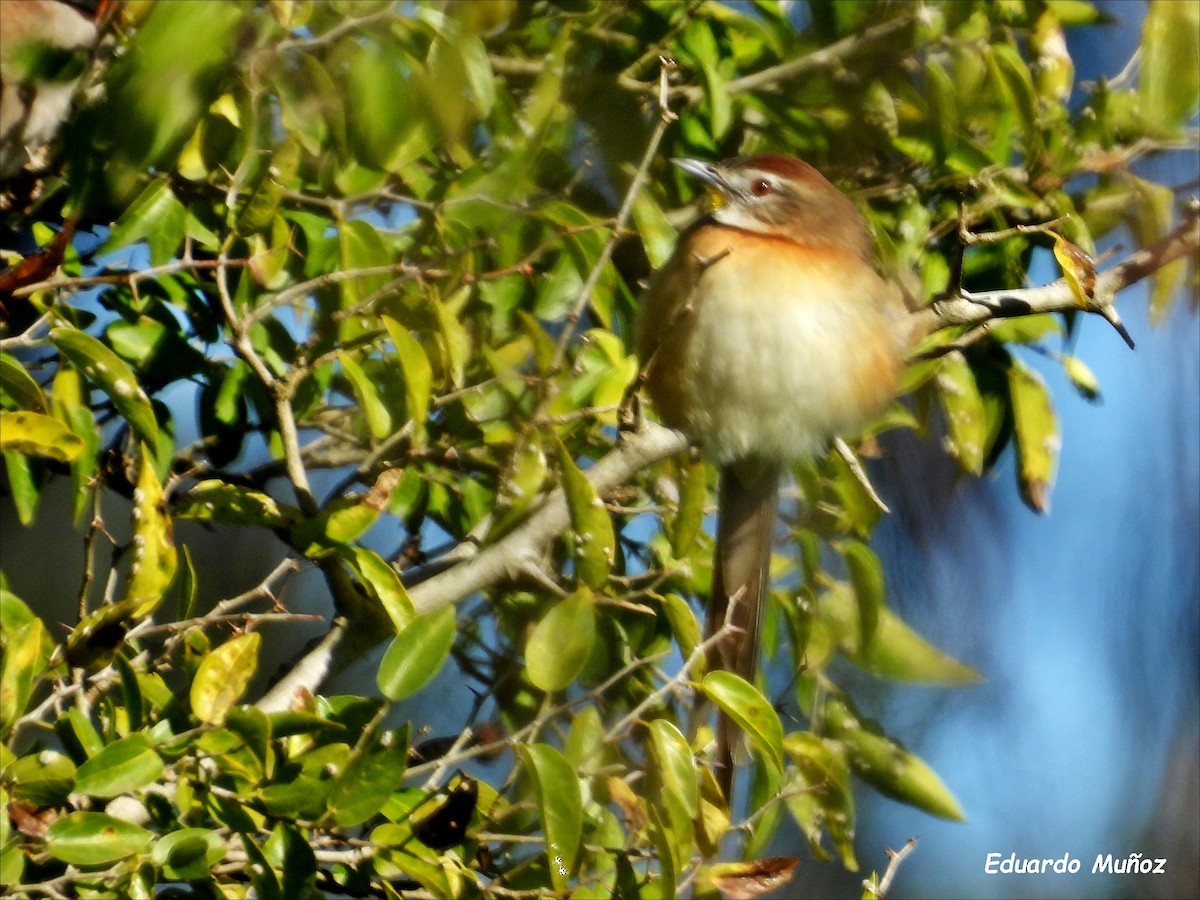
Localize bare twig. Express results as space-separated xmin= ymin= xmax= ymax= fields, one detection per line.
xmin=546 ymin=56 xmax=678 ymax=376
xmin=863 ymin=837 xmax=919 ymax=898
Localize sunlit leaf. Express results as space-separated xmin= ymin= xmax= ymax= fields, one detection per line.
xmin=191 ymin=632 xmax=261 ymax=725
xmin=176 ymin=480 xmax=298 ymax=528
xmin=45 ymin=812 xmax=153 ymax=865
xmin=383 ymin=316 xmax=433 ymax=447
xmin=348 ymin=546 xmax=414 ymax=632
xmin=0 ymin=411 xmax=82 ymax=462
xmin=554 ymin=437 xmax=616 ymax=590
xmin=122 ymin=441 xmax=178 ymax=619
xmin=151 ymin=828 xmax=224 ymax=881
xmin=7 ymin=751 xmax=75 ymax=808
xmin=934 ymin=352 xmax=987 ymax=475
xmin=337 ymin=350 xmax=392 ymax=440
xmin=377 ymin=604 xmax=456 ymax=700
xmin=0 ymin=353 xmax=47 ymax=412
xmin=325 ymin=729 xmax=409 ymax=827
xmin=526 ymin=589 xmax=596 ymax=692
xmin=50 ymin=327 xmax=158 ymax=448
xmin=74 ymin=733 xmax=163 ymax=798
xmin=1007 ymin=357 xmax=1059 ymax=513
xmin=701 ymin=671 xmax=784 ymax=772
xmin=100 ymin=179 xmax=186 ymax=264
xmin=821 ymin=584 xmax=983 ymax=685
xmin=0 ymin=616 xmax=49 ymax=737
xmin=649 ymin=719 xmax=699 ymax=817
xmin=708 ymin=856 xmax=797 ymax=899
xmin=519 ymin=743 xmax=582 ymax=892
xmin=1140 ymin=0 xmax=1200 ymax=131
xmin=820 ymin=690 xmax=964 ymax=821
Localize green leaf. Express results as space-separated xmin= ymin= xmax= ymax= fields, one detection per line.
xmin=92 ymin=0 xmax=246 ymax=182
xmin=349 ymin=546 xmax=414 ymax=632
xmin=237 ymin=138 xmax=300 ymax=235
xmin=338 ymin=350 xmax=392 ymax=440
xmin=0 ymin=614 xmax=49 ymax=734
xmin=659 ymin=592 xmax=702 ymax=667
xmin=45 ymin=812 xmax=153 ymax=865
xmin=151 ymin=828 xmax=224 ymax=881
xmin=923 ymin=58 xmax=958 ymax=159
xmin=325 ymin=729 xmax=409 ymax=827
xmin=990 ymin=43 xmax=1042 ymax=158
xmin=74 ymin=733 xmax=163 ymax=799
xmin=554 ymin=438 xmax=616 ymax=589
xmin=649 ymin=719 xmax=699 ymax=817
xmin=176 ymin=480 xmax=298 ymax=528
xmin=239 ymin=833 xmax=281 ymax=900
xmin=1140 ymin=0 xmax=1200 ymax=131
xmin=840 ymin=540 xmax=883 ymax=649
xmin=57 ymin=706 xmax=104 ymax=761
xmin=382 ymin=316 xmax=433 ymax=447
xmin=377 ymin=604 xmax=456 ymax=700
xmin=632 ymin=191 xmax=678 ymax=270
xmin=7 ymin=751 xmax=76 ymax=807
xmin=526 ymin=589 xmax=596 ymax=692
xmin=0 ymin=352 xmax=47 ymax=412
xmin=100 ymin=179 xmax=187 ymax=265
xmin=2 ymin=450 xmax=40 ymax=525
xmin=121 ymin=442 xmax=178 ymax=619
xmin=670 ymin=456 xmax=709 ymax=557
xmin=935 ymin=352 xmax=987 ymax=475
xmin=821 ymin=585 xmax=983 ymax=685
xmin=491 ymin=436 xmax=548 ymax=537
xmin=701 ymin=671 xmax=784 ymax=772
xmin=264 ymin=823 xmax=317 ymax=900
xmin=784 ymin=733 xmax=857 ymax=868
xmin=336 ymin=219 xmax=391 ymax=325
xmin=1007 ymin=357 xmax=1059 ymax=513
xmin=519 ymin=743 xmax=582 ymax=892
xmin=50 ymin=327 xmax=158 ymax=448
xmin=51 ymin=365 xmax=100 ymax=527
xmin=191 ymin=632 xmax=261 ymax=724
xmin=291 ymin=498 xmax=379 ymax=557
xmin=344 ymin=38 xmax=410 ymax=169
xmin=821 ymin=691 xmax=964 ymax=821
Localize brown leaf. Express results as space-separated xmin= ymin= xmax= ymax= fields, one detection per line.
xmin=364 ymin=468 xmax=403 ymax=510
xmin=606 ymin=774 xmax=647 ymax=832
xmin=10 ymin=801 xmax=58 ymax=839
xmin=709 ymin=857 xmax=798 ymax=900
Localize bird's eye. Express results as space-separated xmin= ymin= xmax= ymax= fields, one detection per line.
xmin=749 ymin=179 xmax=773 ymax=197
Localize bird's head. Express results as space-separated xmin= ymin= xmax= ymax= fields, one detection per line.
xmin=672 ymin=154 xmax=872 ymax=259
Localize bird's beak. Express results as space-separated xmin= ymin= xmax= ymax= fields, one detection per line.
xmin=671 ymin=157 xmax=730 ymax=213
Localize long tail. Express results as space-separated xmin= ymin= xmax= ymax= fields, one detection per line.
xmin=706 ymin=460 xmax=780 ymax=804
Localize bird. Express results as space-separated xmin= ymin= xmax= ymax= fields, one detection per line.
xmin=635 ymin=153 xmax=909 ymax=803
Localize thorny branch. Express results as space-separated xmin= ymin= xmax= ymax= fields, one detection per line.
xmin=914 ymin=198 xmax=1199 ymax=347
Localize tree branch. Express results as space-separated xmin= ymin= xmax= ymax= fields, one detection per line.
xmin=912 ymin=199 xmax=1200 ymax=346
xmin=410 ymin=422 xmax=688 ymax=615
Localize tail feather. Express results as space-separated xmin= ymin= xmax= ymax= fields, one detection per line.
xmin=706 ymin=461 xmax=780 ymax=803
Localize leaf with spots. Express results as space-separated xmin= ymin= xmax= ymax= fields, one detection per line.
xmin=0 ymin=411 xmax=83 ymax=462
xmin=191 ymin=632 xmax=261 ymax=725
xmin=45 ymin=812 xmax=153 ymax=866
xmin=50 ymin=327 xmax=158 ymax=448
xmin=519 ymin=743 xmax=582 ymax=893
xmin=701 ymin=671 xmax=784 ymax=774
xmin=122 ymin=442 xmax=178 ymax=619
xmin=1007 ymin=356 xmax=1060 ymax=513
xmin=553 ymin=437 xmax=615 ymax=590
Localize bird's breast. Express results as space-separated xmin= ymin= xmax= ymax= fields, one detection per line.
xmin=640 ymin=225 xmax=903 ymax=464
